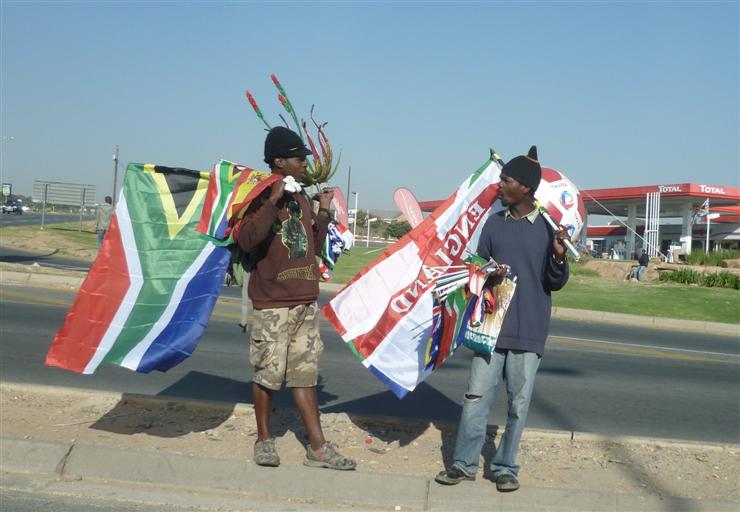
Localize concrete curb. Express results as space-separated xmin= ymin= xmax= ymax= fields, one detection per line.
xmin=2 ymin=266 xmax=737 ymax=337
xmin=551 ymin=307 xmax=739 ymax=337
xmin=2 ymin=436 xmax=736 ymax=512
xmin=0 ymin=269 xmax=84 ymax=289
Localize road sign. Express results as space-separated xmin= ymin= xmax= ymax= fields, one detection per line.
xmin=33 ymin=181 xmax=96 ymax=207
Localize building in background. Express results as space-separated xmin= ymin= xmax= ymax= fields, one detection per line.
xmin=582 ymin=183 xmax=739 ymax=259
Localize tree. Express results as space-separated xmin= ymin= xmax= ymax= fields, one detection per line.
xmin=385 ymin=220 xmax=412 ymax=239
xmin=354 ymin=209 xmax=369 ymax=229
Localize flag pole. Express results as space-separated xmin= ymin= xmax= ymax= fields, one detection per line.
xmin=112 ymin=145 xmax=119 ymax=206
xmin=705 ymin=198 xmax=711 ymax=253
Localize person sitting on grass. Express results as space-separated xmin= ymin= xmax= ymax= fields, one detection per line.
xmin=637 ymin=249 xmax=649 ymax=281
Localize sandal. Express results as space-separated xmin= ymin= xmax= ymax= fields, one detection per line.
xmin=303 ymin=442 xmax=356 ymax=471
xmin=254 ymin=439 xmax=280 ymax=467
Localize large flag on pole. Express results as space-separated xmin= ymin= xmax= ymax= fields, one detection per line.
xmin=46 ymin=164 xmax=230 ymax=374
xmin=692 ymin=198 xmax=710 ymax=224
xmin=322 ymin=158 xmax=503 ymax=397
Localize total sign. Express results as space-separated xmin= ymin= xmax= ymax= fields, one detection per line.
xmin=658 ymin=185 xmax=683 ymax=193
xmin=699 ymin=185 xmax=726 ymax=195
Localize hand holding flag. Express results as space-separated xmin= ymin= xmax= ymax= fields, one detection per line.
xmin=534 ymin=199 xmax=579 ymax=260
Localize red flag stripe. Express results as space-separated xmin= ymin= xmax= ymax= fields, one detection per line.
xmin=45 ymin=215 xmax=132 ymax=372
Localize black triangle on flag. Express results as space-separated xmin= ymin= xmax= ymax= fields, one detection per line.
xmin=154 ymin=166 xmax=203 ymax=218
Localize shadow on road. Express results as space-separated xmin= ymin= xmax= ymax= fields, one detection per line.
xmin=0 ymin=249 xmax=59 ymax=263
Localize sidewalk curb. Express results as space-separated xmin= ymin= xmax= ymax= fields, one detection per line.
xmin=2 ymin=266 xmax=737 ymax=337
xmin=0 ymin=269 xmax=83 ymax=289
xmin=551 ymin=307 xmax=739 ymax=337
xmin=2 ymin=436 xmax=737 ymax=512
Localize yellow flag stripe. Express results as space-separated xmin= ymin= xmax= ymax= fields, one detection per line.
xmin=143 ymin=164 xmax=209 ymax=239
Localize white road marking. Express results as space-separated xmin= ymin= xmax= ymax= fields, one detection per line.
xmin=550 ymin=335 xmax=740 ymax=358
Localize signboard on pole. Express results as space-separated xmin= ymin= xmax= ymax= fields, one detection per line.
xmin=33 ymin=181 xmax=97 ymax=231
xmin=1 ymin=183 xmax=11 ymax=197
xmin=33 ymin=181 xmax=96 ymax=207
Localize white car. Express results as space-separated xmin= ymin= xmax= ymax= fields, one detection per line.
xmin=2 ymin=202 xmax=23 ymax=214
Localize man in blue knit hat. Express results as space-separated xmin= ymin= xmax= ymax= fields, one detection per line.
xmin=435 ymin=146 xmax=570 ymax=492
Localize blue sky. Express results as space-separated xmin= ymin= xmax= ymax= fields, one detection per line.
xmin=1 ymin=1 xmax=738 ymax=209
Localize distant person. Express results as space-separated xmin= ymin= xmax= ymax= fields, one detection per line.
xmin=608 ymin=247 xmax=615 ymax=260
xmin=435 ymin=146 xmax=570 ymax=493
xmin=95 ymin=196 xmax=113 ymax=246
xmin=234 ymin=127 xmax=355 ymax=471
xmin=637 ymin=250 xmax=649 ymax=281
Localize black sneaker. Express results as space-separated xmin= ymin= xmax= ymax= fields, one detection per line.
xmin=495 ymin=473 xmax=520 ymax=492
xmin=434 ymin=466 xmax=475 ymax=485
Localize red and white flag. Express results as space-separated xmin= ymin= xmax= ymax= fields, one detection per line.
xmin=322 ymin=159 xmax=503 ymax=397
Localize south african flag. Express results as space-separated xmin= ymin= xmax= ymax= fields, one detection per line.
xmin=45 ymin=164 xmax=230 ymax=374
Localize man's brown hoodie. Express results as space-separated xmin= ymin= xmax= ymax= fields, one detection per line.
xmin=234 ymin=189 xmax=329 ymax=309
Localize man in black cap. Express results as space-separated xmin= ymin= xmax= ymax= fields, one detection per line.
xmin=234 ymin=126 xmax=355 ymax=471
xmin=435 ymin=146 xmax=570 ymax=492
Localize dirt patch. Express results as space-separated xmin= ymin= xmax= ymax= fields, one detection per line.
xmin=583 ymin=259 xmax=740 ymax=281
xmin=721 ymin=258 xmax=740 ymax=269
xmin=583 ymin=260 xmax=645 ymax=280
xmin=2 ymin=384 xmax=737 ymax=502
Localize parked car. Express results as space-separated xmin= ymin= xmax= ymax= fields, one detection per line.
xmin=2 ymin=201 xmax=23 ymax=214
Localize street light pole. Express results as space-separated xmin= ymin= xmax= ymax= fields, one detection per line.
xmin=1 ymin=136 xmax=15 ymax=194
xmin=346 ymin=166 xmax=351 ymax=207
xmin=352 ymin=191 xmax=358 ymax=241
xmin=112 ymin=145 xmax=119 ymax=205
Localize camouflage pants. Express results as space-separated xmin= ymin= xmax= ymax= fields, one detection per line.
xmin=250 ymin=303 xmax=323 ymax=390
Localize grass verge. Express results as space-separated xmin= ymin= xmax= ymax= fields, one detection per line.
xmin=552 ymin=275 xmax=739 ymax=324
xmin=1 ymin=221 xmax=98 ymax=256
xmin=333 ymin=248 xmax=739 ymax=324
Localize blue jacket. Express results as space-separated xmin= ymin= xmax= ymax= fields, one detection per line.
xmin=476 ymin=209 xmax=569 ymax=356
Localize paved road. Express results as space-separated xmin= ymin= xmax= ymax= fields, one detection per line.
xmin=0 ymin=212 xmax=93 ymax=229
xmin=1 ymin=489 xmax=190 ymax=512
xmin=1 ymin=281 xmax=738 ymax=443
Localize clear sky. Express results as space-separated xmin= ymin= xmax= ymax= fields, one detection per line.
xmin=1 ymin=1 xmax=738 ymax=209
